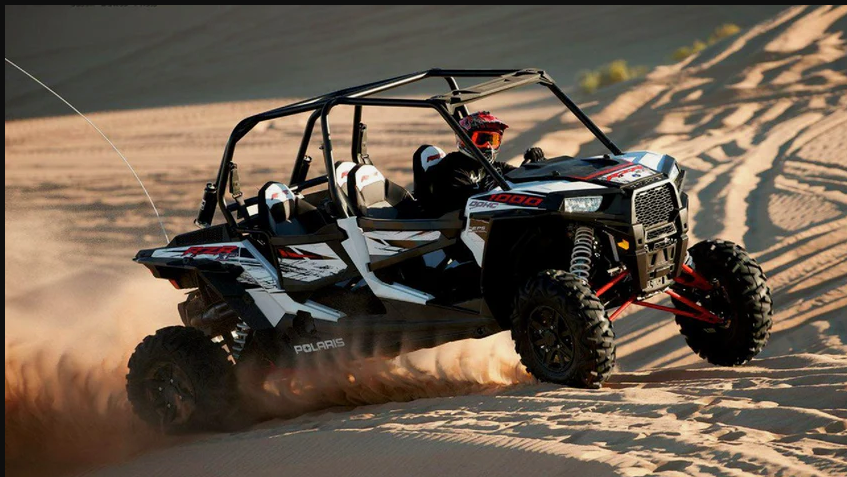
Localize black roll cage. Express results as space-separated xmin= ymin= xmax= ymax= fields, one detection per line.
xmin=214 ymin=68 xmax=622 ymax=228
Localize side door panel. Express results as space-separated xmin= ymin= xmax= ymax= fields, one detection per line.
xmin=357 ymin=216 xmax=463 ymax=271
xmin=270 ymin=224 xmax=359 ymax=292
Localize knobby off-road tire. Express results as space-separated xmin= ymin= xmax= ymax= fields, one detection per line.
xmin=673 ymin=240 xmax=773 ymax=366
xmin=127 ymin=326 xmax=236 ymax=434
xmin=511 ymin=270 xmax=616 ymax=388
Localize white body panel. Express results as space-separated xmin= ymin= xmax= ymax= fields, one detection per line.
xmin=460 ymin=180 xmax=607 ymax=266
xmin=152 ymin=241 xmax=345 ymax=323
xmin=151 ymin=241 xmax=281 ymax=290
xmin=247 ymin=289 xmax=345 ymax=324
xmin=338 ymin=217 xmax=434 ymax=304
xmin=615 ymin=150 xmax=679 ymax=181
xmin=460 ymin=227 xmax=487 ymax=265
xmin=518 ymin=180 xmax=608 ymax=195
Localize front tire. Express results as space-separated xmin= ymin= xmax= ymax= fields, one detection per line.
xmin=511 ymin=270 xmax=616 ymax=388
xmin=126 ymin=326 xmax=236 ymax=434
xmin=673 ymin=240 xmax=773 ymax=366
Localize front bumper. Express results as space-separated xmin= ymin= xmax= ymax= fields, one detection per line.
xmin=624 ymin=180 xmax=689 ymax=294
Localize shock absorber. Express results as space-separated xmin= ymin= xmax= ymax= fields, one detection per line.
xmin=231 ymin=321 xmax=250 ymax=361
xmin=570 ymin=226 xmax=595 ymax=282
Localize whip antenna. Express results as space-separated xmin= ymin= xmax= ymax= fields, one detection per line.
xmin=5 ymin=57 xmax=170 ymax=243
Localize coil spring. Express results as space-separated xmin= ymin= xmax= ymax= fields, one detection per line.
xmin=570 ymin=226 xmax=595 ymax=281
xmin=231 ymin=321 xmax=250 ymax=361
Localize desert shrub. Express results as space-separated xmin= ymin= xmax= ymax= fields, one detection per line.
xmin=578 ymin=70 xmax=602 ymax=94
xmin=578 ymin=23 xmax=742 ymax=94
xmin=672 ymin=46 xmax=694 ymax=62
xmin=578 ymin=59 xmax=648 ymax=94
xmin=672 ymin=23 xmax=741 ymax=62
xmin=605 ymin=60 xmax=631 ymax=84
xmin=709 ymin=23 xmax=741 ymax=43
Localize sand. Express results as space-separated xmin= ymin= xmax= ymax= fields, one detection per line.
xmin=5 ymin=5 xmax=846 ymax=477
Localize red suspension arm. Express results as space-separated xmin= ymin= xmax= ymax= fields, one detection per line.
xmin=596 ymin=270 xmax=629 ymax=297
xmin=598 ymin=269 xmax=723 ymax=324
xmin=675 ymin=264 xmax=713 ymax=290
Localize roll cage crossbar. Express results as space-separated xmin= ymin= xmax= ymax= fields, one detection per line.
xmin=214 ymin=68 xmax=622 ymax=228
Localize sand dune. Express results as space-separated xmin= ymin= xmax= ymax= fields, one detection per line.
xmin=5 ymin=5 xmax=847 ymax=477
xmin=5 ymin=5 xmax=786 ymax=120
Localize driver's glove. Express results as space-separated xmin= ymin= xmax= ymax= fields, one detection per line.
xmin=522 ymin=147 xmax=545 ymax=165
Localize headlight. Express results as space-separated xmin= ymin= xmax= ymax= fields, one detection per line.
xmin=561 ymin=196 xmax=602 ymax=213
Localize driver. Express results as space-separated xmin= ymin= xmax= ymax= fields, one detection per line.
xmin=413 ymin=111 xmax=545 ymax=216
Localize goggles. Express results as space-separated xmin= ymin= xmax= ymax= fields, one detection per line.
xmin=470 ymin=130 xmax=502 ymax=149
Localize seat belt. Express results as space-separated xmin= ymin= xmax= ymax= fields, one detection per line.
xmin=357 ymin=123 xmax=372 ymax=165
xmin=229 ymin=163 xmax=250 ymax=222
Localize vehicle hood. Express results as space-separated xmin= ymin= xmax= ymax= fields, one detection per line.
xmin=505 ymin=151 xmax=678 ymax=186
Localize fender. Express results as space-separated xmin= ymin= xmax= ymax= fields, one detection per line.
xmin=136 ymin=252 xmax=275 ymax=332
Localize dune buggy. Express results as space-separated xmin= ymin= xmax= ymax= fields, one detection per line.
xmin=126 ymin=68 xmax=773 ymax=433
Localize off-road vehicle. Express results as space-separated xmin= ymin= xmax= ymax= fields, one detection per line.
xmin=126 ymin=69 xmax=773 ymax=433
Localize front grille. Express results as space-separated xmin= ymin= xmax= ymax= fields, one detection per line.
xmin=646 ymin=223 xmax=676 ymax=241
xmin=635 ymin=184 xmax=676 ymax=228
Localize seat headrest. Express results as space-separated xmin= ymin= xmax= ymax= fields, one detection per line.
xmin=259 ymin=181 xmax=296 ymax=222
xmin=335 ymin=161 xmax=356 ymax=193
xmin=353 ymin=164 xmax=385 ymax=190
xmin=352 ymin=164 xmax=388 ymax=208
xmin=414 ymin=145 xmax=446 ymax=172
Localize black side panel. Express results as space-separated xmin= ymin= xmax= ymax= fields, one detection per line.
xmin=481 ymin=214 xmax=572 ymax=328
xmin=358 ymin=211 xmax=464 ymax=237
xmin=307 ymin=280 xmax=388 ymax=316
xmin=312 ymin=299 xmax=502 ymax=359
xmin=168 ymin=224 xmax=233 ymax=247
xmin=195 ymin=267 xmax=274 ymax=331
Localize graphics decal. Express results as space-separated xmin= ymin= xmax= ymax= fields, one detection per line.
xmin=468 ymin=218 xmax=490 ymax=242
xmin=181 ymin=245 xmax=239 ymax=259
xmin=615 ymin=150 xmax=679 ymax=180
xmin=601 ymin=164 xmax=652 ymax=184
xmin=364 ymin=230 xmax=442 ymax=256
xmin=277 ymin=243 xmax=348 ymax=282
xmin=152 ymin=242 xmax=242 ymax=260
xmin=466 ymin=192 xmax=546 ymax=213
xmin=152 ymin=242 xmax=280 ymax=290
xmin=294 ymin=338 xmax=345 ymax=354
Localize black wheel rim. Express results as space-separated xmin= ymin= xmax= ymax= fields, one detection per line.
xmin=709 ymin=285 xmax=735 ymax=322
xmin=143 ymin=362 xmax=197 ymax=428
xmin=527 ymin=305 xmax=576 ymax=374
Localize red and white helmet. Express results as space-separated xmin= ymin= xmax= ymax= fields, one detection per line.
xmin=457 ymin=111 xmax=509 ymax=162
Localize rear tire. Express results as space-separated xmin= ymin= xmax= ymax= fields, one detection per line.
xmin=511 ymin=270 xmax=615 ymax=388
xmin=126 ymin=326 xmax=236 ymax=434
xmin=673 ymin=240 xmax=773 ymax=366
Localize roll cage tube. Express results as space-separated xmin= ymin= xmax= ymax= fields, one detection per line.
xmin=319 ymin=96 xmax=513 ymax=219
xmin=214 ymin=68 xmax=622 ymax=230
xmin=290 ymin=109 xmax=322 ymax=186
xmin=545 ymin=82 xmax=622 ymax=156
